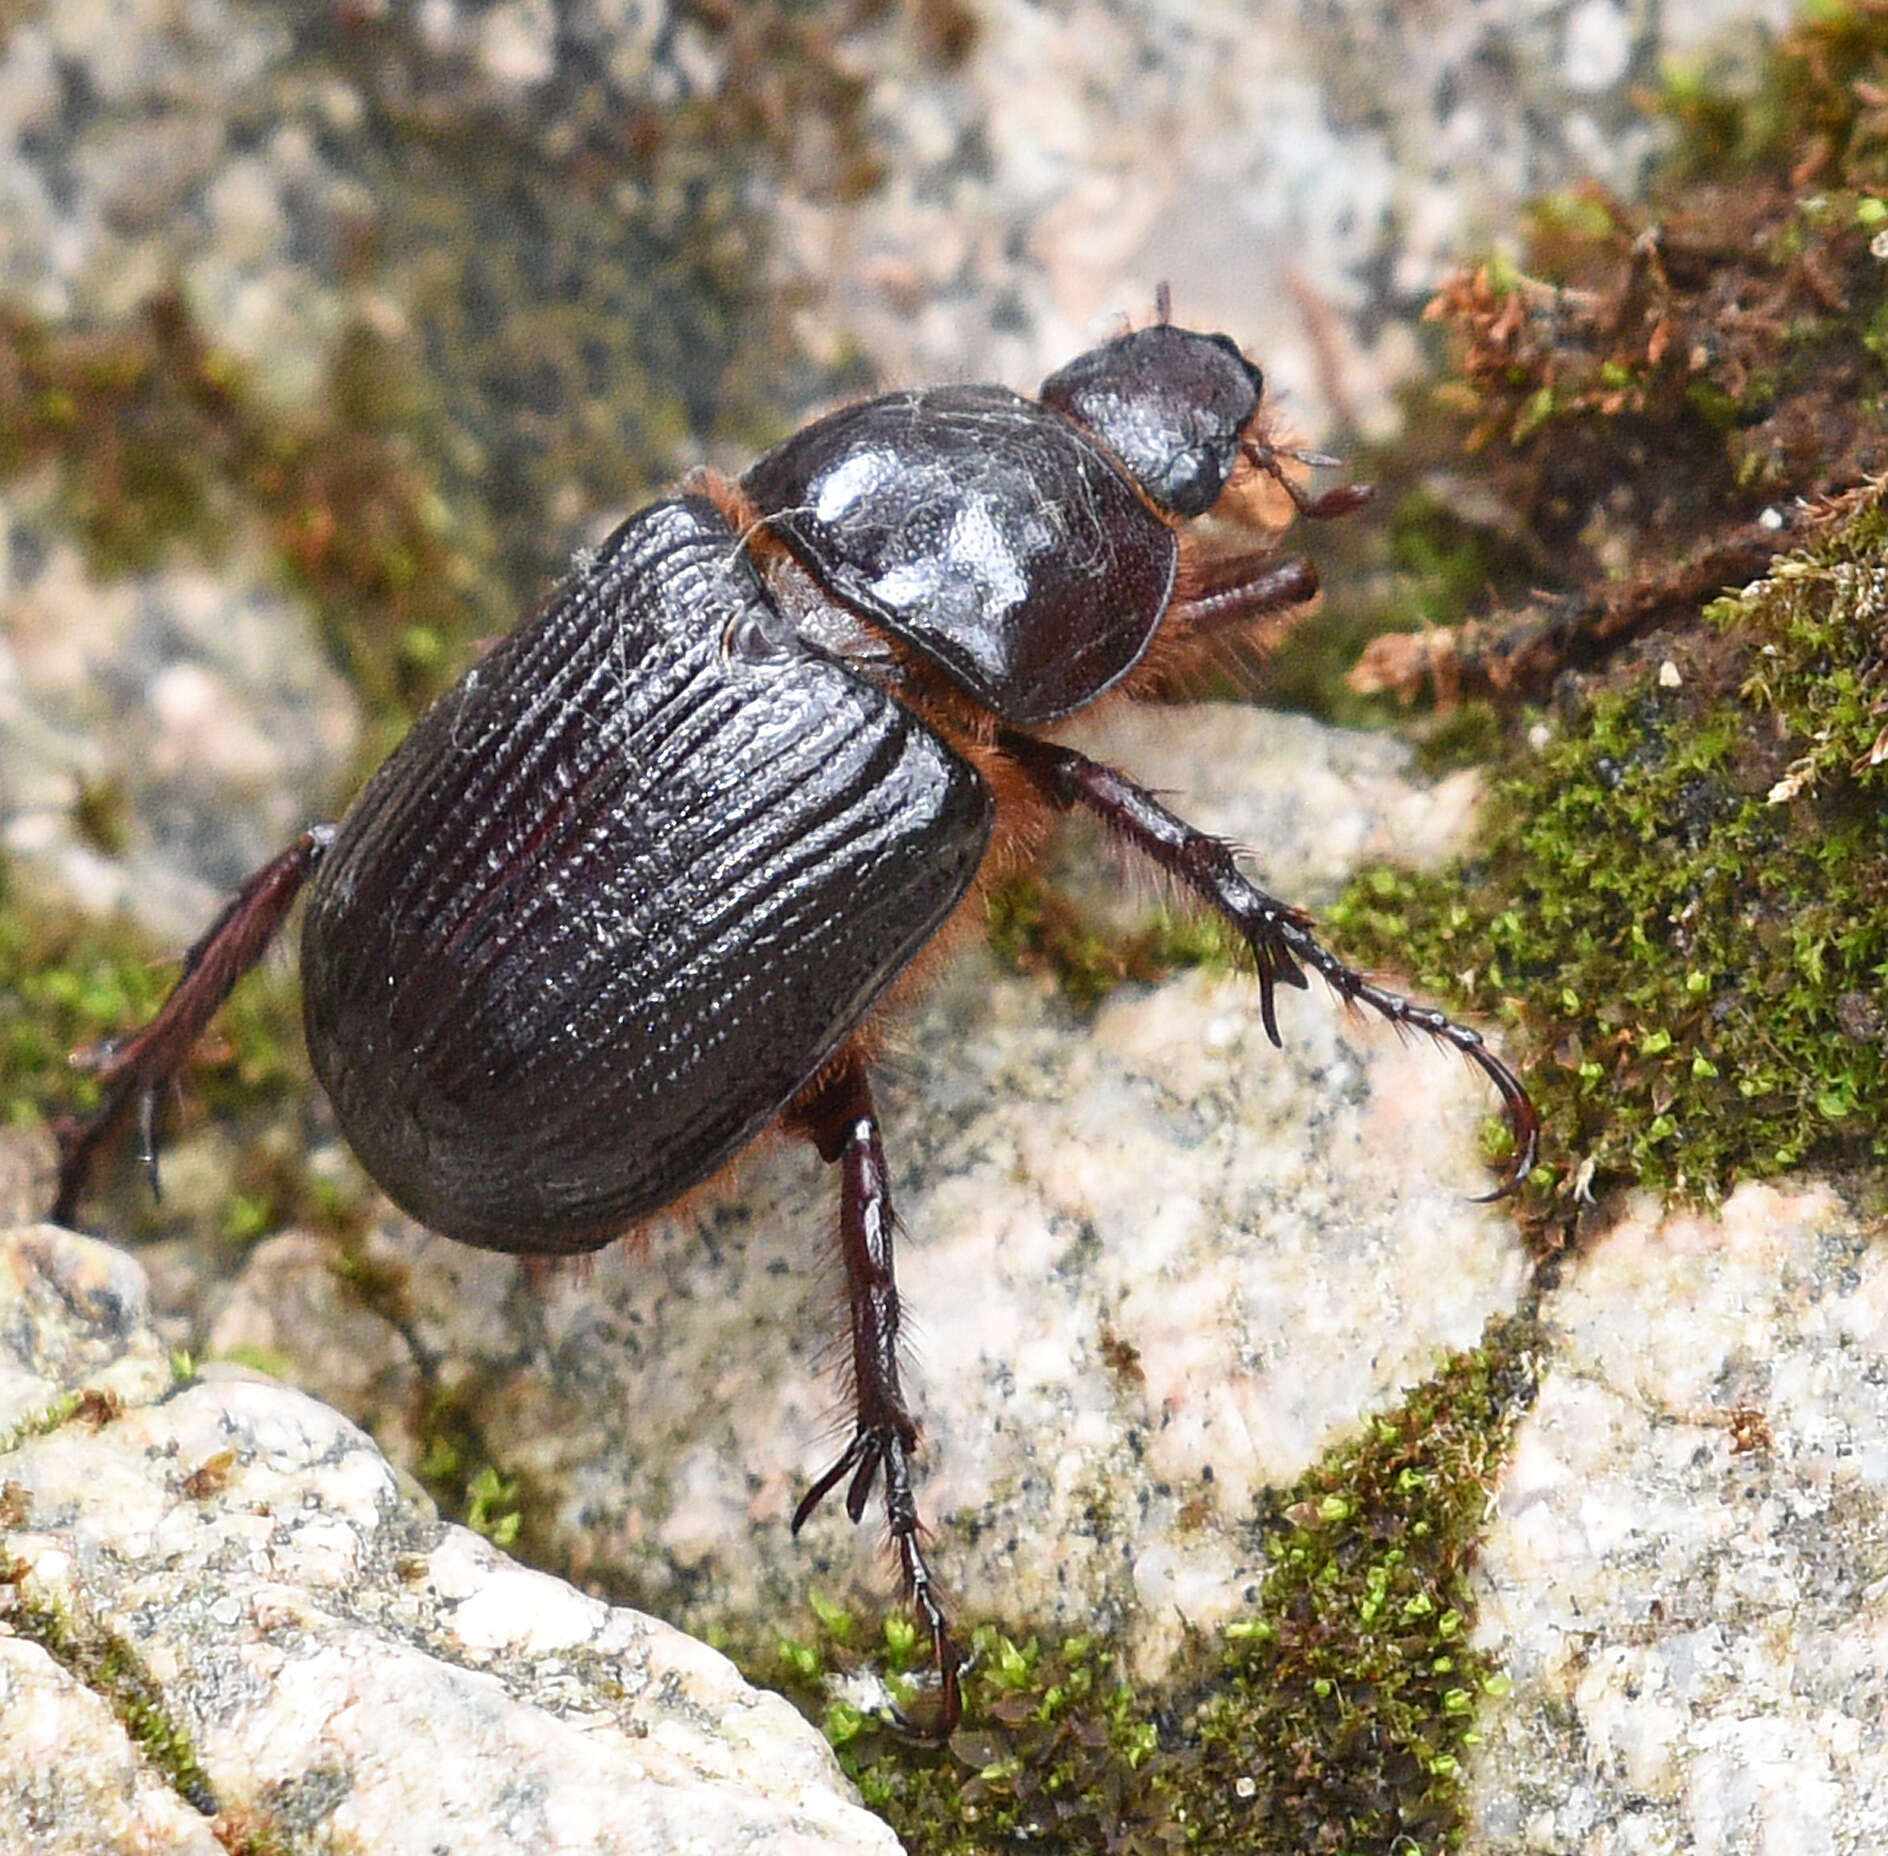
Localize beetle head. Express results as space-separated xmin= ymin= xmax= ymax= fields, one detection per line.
xmin=1039 ymin=324 xmax=1264 ymax=521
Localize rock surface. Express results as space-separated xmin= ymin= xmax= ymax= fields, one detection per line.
xmin=1468 ymin=1180 xmax=1888 ymax=1854
xmin=0 ymin=498 xmax=361 ymax=940
xmin=773 ymin=0 xmax=1799 ymax=431
xmin=3 ymin=3 xmax=1870 ymax=1849
xmin=0 ymin=1222 xmax=900 ymax=1855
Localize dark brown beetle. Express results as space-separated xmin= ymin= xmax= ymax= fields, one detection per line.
xmin=50 ymin=298 xmax=1538 ymax=1738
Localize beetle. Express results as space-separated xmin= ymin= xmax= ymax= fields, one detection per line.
xmin=48 ymin=296 xmax=1539 ymax=1738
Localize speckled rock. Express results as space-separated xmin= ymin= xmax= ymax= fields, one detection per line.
xmin=0 ymin=0 xmax=1797 ymax=448
xmin=0 ymin=481 xmax=360 ymax=940
xmin=772 ymin=0 xmax=1800 ymax=433
xmin=200 ymin=703 xmax=1531 ymax=1684
xmin=0 ymin=1633 xmax=226 ymax=1856
xmin=0 ymin=1223 xmax=902 ymax=1855
xmin=1467 ymin=1181 xmax=1888 ymax=1854
xmin=0 ymin=0 xmax=1844 ymax=1836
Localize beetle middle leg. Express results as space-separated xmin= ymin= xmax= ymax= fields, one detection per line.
xmin=999 ymin=731 xmax=1540 ymax=1196
xmin=786 ymin=1048 xmax=962 ymax=1740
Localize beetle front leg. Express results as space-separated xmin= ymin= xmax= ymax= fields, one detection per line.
xmin=787 ymin=1050 xmax=961 ymax=1741
xmin=1172 ymin=551 xmax=1320 ymax=638
xmin=51 ymin=825 xmax=336 ymax=1227
xmin=999 ymin=731 xmax=1540 ymax=1196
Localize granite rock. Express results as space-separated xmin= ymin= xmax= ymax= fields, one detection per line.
xmin=1468 ymin=1181 xmax=1888 ymax=1853
xmin=0 ymin=484 xmax=360 ymax=940
xmin=0 ymin=2 xmax=1856 ymax=1843
xmin=768 ymin=0 xmax=1799 ymax=432
xmin=0 ymin=1222 xmax=901 ymax=1855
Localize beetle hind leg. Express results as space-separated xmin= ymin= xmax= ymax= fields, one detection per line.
xmin=50 ymin=826 xmax=335 ymax=1227
xmin=999 ymin=733 xmax=1540 ymax=1197
xmin=787 ymin=1050 xmax=962 ymax=1741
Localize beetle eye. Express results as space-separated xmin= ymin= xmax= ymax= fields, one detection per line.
xmin=724 ymin=606 xmax=796 ymax=665
xmin=1159 ymin=449 xmax=1219 ymax=520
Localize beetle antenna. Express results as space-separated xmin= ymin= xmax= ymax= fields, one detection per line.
xmin=1242 ymin=436 xmax=1375 ymax=521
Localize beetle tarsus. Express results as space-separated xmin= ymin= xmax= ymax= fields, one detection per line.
xmin=999 ymin=732 xmax=1540 ymax=1196
xmin=1262 ymin=917 xmax=1542 ymax=1198
xmin=50 ymin=826 xmax=334 ymax=1227
xmin=788 ymin=1052 xmax=964 ymax=1742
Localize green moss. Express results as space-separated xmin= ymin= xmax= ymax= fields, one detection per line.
xmin=1658 ymin=0 xmax=1888 ymax=186
xmin=70 ymin=775 xmax=133 ymax=858
xmin=1413 ymin=700 xmax=1508 ymax=776
xmin=1330 ymin=483 xmax=1888 ymax=1208
xmin=0 ymin=865 xmax=182 ymax=1134
xmin=5 ymin=1584 xmax=220 ymax=1815
xmin=1326 ymin=9 xmax=1888 ymax=1216
xmin=323 ymin=1237 xmax=534 ymax=1543
xmin=751 ymin=1317 xmax=1537 ymax=1855
xmin=1396 ymin=9 xmax=1888 ymax=681
xmin=463 ymin=1464 xmax=524 ymax=1550
xmin=400 ymin=1374 xmax=551 ymax=1565
xmin=1177 ymin=1317 xmax=1536 ymax=1852
xmin=0 ymin=1392 xmax=84 ymax=1459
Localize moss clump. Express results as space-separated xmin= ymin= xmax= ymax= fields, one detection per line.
xmin=756 ymin=1318 xmax=1536 ymax=1855
xmin=0 ymin=876 xmax=171 ymax=1136
xmin=1320 ymin=7 xmax=1888 ymax=1222
xmin=400 ymin=1370 xmax=549 ymax=1563
xmin=0 ymin=1393 xmax=85 ymax=1459
xmin=1332 ymin=481 xmax=1888 ymax=1209
xmin=1433 ymin=14 xmax=1888 ymax=533
xmin=1659 ymin=0 xmax=1888 ymax=187
xmin=0 ymin=297 xmax=506 ymax=735
xmin=1346 ymin=5 xmax=1888 ymax=719
xmin=1177 ymin=1317 xmax=1537 ymax=1853
xmin=0 ymin=865 xmax=292 ymax=1131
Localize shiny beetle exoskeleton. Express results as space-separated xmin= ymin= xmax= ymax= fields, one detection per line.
xmin=49 ymin=302 xmax=1539 ymax=1740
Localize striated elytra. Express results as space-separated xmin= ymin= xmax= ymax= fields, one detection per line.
xmin=304 ymin=495 xmax=993 ymax=1251
xmin=50 ymin=300 xmax=1539 ymax=1739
